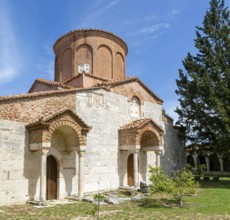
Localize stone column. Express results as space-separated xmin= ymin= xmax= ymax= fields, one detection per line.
xmin=205 ymin=157 xmax=210 ymax=172
xmin=155 ymin=150 xmax=162 ymax=168
xmin=78 ymin=146 xmax=86 ymax=199
xmin=134 ymin=150 xmax=139 ymax=188
xmin=219 ymin=157 xmax=224 ymax=172
xmin=40 ymin=148 xmax=48 ymax=204
xmin=193 ymin=154 xmax=198 ymax=170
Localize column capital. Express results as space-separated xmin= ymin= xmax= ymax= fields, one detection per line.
xmin=154 ymin=150 xmax=162 ymax=155
xmin=79 ymin=151 xmax=86 ymax=157
xmin=41 ymin=148 xmax=49 ymax=156
xmin=79 ymin=145 xmax=87 ymax=152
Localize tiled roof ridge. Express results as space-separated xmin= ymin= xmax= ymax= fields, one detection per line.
xmin=0 ymin=86 xmax=105 ymax=103
xmin=119 ymin=118 xmax=163 ymax=132
xmin=162 ymin=112 xmax=173 ymax=121
xmin=53 ymin=29 xmax=128 ymax=54
xmin=64 ymin=73 xmax=109 ymax=85
xmin=93 ymin=76 xmax=137 ymax=87
xmin=26 ymin=107 xmax=90 ymax=130
xmin=119 ymin=118 xmax=152 ymax=130
xmin=28 ymin=78 xmax=73 ymax=93
xmin=92 ymin=76 xmax=163 ymax=103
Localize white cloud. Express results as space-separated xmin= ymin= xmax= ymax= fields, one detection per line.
xmin=144 ymin=15 xmax=158 ymax=21
xmin=76 ymin=0 xmax=120 ymax=28
xmin=128 ymin=23 xmax=171 ymax=36
xmin=36 ymin=57 xmax=54 ymax=79
xmin=169 ymin=9 xmax=182 ymax=19
xmin=0 ymin=2 xmax=22 ymax=83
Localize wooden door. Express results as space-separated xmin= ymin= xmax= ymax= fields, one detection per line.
xmin=127 ymin=154 xmax=134 ymax=186
xmin=46 ymin=155 xmax=58 ymax=200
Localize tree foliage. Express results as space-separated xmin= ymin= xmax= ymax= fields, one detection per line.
xmin=175 ymin=0 xmax=230 ymax=151
xmin=149 ymin=167 xmax=199 ymax=207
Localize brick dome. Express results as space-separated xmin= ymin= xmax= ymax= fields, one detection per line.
xmin=53 ymin=29 xmax=128 ymax=83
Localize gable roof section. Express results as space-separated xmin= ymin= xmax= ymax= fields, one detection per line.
xmin=0 ymin=87 xmax=106 ymax=103
xmin=26 ymin=107 xmax=91 ymax=131
xmin=92 ymin=77 xmax=163 ymax=104
xmin=64 ymin=73 xmax=109 ymax=85
xmin=119 ymin=118 xmax=163 ymax=133
xmin=28 ymin=78 xmax=72 ymax=93
xmin=0 ymin=76 xmax=162 ymax=104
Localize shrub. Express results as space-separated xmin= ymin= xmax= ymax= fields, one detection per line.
xmin=149 ymin=167 xmax=199 ymax=207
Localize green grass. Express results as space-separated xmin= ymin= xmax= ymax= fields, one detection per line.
xmin=1 ymin=179 xmax=230 ymax=220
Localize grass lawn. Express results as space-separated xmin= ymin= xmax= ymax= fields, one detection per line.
xmin=0 ymin=179 xmax=230 ymax=220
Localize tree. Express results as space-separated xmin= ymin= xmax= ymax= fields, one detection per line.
xmin=175 ymin=0 xmax=230 ymax=151
xmin=149 ymin=167 xmax=199 ymax=207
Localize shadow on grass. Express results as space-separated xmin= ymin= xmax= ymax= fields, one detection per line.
xmin=135 ymin=197 xmax=177 ymax=209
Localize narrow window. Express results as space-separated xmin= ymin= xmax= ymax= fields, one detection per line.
xmin=130 ymin=96 xmax=140 ymax=117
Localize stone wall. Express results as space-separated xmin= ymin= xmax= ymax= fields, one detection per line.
xmin=0 ymin=120 xmax=41 ymax=205
xmin=161 ymin=119 xmax=186 ymax=176
xmin=75 ymin=89 xmax=182 ymax=192
xmin=0 ymin=88 xmax=185 ymax=205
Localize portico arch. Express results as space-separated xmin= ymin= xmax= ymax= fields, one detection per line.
xmin=27 ymin=108 xmax=91 ymax=202
xmin=187 ymin=155 xmax=195 ymax=168
xmin=119 ymin=118 xmax=163 ymax=188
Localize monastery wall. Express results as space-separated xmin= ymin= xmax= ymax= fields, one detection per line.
xmin=75 ymin=89 xmax=184 ymax=192
xmin=0 ymin=89 xmax=185 ymax=205
xmin=161 ymin=121 xmax=186 ymax=176
xmin=0 ymin=120 xmax=40 ymax=205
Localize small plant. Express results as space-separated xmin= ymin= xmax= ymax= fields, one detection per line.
xmin=87 ymin=204 xmax=97 ymax=219
xmin=93 ymin=193 xmax=105 ymax=220
xmin=149 ymin=167 xmax=199 ymax=207
xmin=196 ymin=164 xmax=207 ymax=178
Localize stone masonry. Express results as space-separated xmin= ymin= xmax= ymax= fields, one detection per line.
xmin=0 ymin=29 xmax=185 ymax=205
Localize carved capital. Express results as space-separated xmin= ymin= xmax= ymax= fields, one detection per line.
xmin=41 ymin=148 xmax=49 ymax=156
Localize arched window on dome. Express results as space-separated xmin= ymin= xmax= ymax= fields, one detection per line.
xmin=130 ymin=96 xmax=141 ymax=118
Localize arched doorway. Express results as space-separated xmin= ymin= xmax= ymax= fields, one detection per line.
xmin=198 ymin=155 xmax=206 ymax=166
xmin=209 ymin=154 xmax=220 ymax=171
xmin=223 ymin=153 xmax=230 ymax=172
xmin=127 ymin=154 xmax=134 ymax=186
xmin=46 ymin=155 xmax=58 ymax=200
xmin=187 ymin=155 xmax=195 ymax=168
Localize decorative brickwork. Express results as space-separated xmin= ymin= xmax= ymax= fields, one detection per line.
xmin=119 ymin=118 xmax=163 ymax=150
xmin=27 ymin=109 xmax=90 ymax=147
xmin=54 ymin=29 xmax=127 ymax=82
xmin=93 ymin=77 xmax=163 ymax=104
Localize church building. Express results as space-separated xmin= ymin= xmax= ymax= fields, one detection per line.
xmin=0 ymin=29 xmax=185 ymax=205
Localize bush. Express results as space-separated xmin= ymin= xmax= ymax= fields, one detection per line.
xmin=149 ymin=167 xmax=199 ymax=207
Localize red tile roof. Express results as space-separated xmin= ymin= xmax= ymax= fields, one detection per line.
xmin=0 ymin=87 xmax=104 ymax=102
xmin=28 ymin=78 xmax=73 ymax=93
xmin=119 ymin=118 xmax=163 ymax=132
xmin=26 ymin=107 xmax=91 ymax=130
xmin=64 ymin=73 xmax=109 ymax=84
xmin=92 ymin=77 xmax=163 ymax=103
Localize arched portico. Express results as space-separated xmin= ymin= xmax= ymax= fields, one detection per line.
xmin=27 ymin=108 xmax=91 ymax=203
xmin=187 ymin=155 xmax=195 ymax=168
xmin=119 ymin=118 xmax=163 ymax=188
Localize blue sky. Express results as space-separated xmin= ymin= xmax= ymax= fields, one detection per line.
xmin=0 ymin=0 xmax=229 ymax=121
